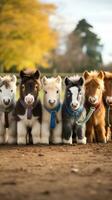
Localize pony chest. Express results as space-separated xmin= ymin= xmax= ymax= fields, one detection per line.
xmin=43 ymin=108 xmax=61 ymax=123
xmin=18 ymin=110 xmax=39 ymax=126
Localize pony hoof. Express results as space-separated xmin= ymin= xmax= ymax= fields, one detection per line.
xmin=63 ymin=138 xmax=72 ymax=145
xmin=33 ymin=137 xmax=40 ymax=144
xmin=17 ymin=137 xmax=26 ymax=145
xmin=41 ymin=138 xmax=49 ymax=145
xmin=76 ymin=137 xmax=87 ymax=144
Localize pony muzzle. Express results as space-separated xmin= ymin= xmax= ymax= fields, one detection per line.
xmin=24 ymin=94 xmax=34 ymax=106
xmin=106 ymin=96 xmax=112 ymax=105
xmin=71 ymin=102 xmax=79 ymax=110
xmin=3 ymin=98 xmax=11 ymax=106
xmin=48 ymin=99 xmax=56 ymax=107
xmin=88 ymin=96 xmax=98 ymax=105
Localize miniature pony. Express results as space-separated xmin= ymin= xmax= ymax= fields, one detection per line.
xmin=62 ymin=76 xmax=86 ymax=144
xmin=103 ymin=71 xmax=112 ymax=140
xmin=16 ymin=70 xmax=42 ymax=145
xmin=0 ymin=75 xmax=17 ymax=144
xmin=84 ymin=71 xmax=106 ymax=143
xmin=41 ymin=76 xmax=62 ymax=144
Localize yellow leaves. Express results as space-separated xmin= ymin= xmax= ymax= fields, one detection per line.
xmin=0 ymin=0 xmax=58 ymax=71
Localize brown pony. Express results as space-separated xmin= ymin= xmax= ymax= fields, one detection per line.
xmin=83 ymin=71 xmax=106 ymax=143
xmin=103 ymin=71 xmax=112 ymax=140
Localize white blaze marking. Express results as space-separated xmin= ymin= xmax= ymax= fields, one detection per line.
xmin=69 ymin=86 xmax=79 ymax=105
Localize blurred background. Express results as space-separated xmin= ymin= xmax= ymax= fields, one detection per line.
xmin=0 ymin=0 xmax=112 ymax=73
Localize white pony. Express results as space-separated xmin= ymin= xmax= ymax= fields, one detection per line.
xmin=0 ymin=75 xmax=17 ymax=144
xmin=41 ymin=76 xmax=62 ymax=144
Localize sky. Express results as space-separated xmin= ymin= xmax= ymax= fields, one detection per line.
xmin=42 ymin=0 xmax=112 ymax=64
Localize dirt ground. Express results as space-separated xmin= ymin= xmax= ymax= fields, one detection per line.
xmin=0 ymin=143 xmax=112 ymax=200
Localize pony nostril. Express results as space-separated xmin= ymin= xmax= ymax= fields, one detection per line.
xmin=71 ymin=103 xmax=78 ymax=108
xmin=89 ymin=97 xmax=96 ymax=103
xmin=49 ymin=100 xmax=55 ymax=105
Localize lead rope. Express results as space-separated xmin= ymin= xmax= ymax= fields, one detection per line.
xmin=107 ymin=106 xmax=111 ymax=128
xmin=76 ymin=107 xmax=95 ymax=126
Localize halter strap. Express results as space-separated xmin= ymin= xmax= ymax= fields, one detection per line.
xmin=64 ymin=102 xmax=84 ymax=119
xmin=20 ymin=99 xmax=38 ymax=120
xmin=44 ymin=103 xmax=61 ymax=129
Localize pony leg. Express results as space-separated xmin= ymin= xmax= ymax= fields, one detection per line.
xmin=17 ymin=121 xmax=27 ymax=145
xmin=52 ymin=122 xmax=62 ymax=144
xmin=62 ymin=122 xmax=72 ymax=144
xmin=86 ymin=124 xmax=94 ymax=143
xmin=106 ymin=126 xmax=111 ymax=142
xmin=0 ymin=124 xmax=5 ymax=144
xmin=31 ymin=121 xmax=41 ymax=144
xmin=76 ymin=125 xmax=86 ymax=144
xmin=7 ymin=121 xmax=17 ymax=144
xmin=96 ymin=125 xmax=107 ymax=143
xmin=41 ymin=122 xmax=50 ymax=144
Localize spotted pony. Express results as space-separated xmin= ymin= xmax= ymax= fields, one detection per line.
xmin=16 ymin=70 xmax=42 ymax=145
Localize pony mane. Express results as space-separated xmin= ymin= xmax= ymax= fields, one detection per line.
xmin=69 ymin=75 xmax=81 ymax=82
xmin=42 ymin=77 xmax=62 ymax=91
xmin=0 ymin=75 xmax=13 ymax=88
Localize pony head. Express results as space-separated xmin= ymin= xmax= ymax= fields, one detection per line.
xmin=42 ymin=76 xmax=62 ymax=109
xmin=84 ymin=71 xmax=104 ymax=106
xmin=103 ymin=71 xmax=112 ymax=106
xmin=0 ymin=75 xmax=17 ymax=108
xmin=19 ymin=69 xmax=41 ymax=106
xmin=64 ymin=75 xmax=85 ymax=111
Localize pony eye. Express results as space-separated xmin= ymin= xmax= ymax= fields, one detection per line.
xmin=45 ymin=91 xmax=47 ymax=94
xmin=0 ymin=89 xmax=2 ymax=92
xmin=11 ymin=90 xmax=13 ymax=92
xmin=56 ymin=90 xmax=59 ymax=94
xmin=35 ymin=85 xmax=38 ymax=90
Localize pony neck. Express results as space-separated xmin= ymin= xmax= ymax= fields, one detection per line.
xmin=85 ymin=100 xmax=102 ymax=111
xmin=44 ymin=102 xmax=61 ymax=113
xmin=0 ymin=102 xmax=15 ymax=113
xmin=64 ymin=101 xmax=84 ymax=118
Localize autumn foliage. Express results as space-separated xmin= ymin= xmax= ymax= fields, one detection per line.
xmin=0 ymin=0 xmax=58 ymax=71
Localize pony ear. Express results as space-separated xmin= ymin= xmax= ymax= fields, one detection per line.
xmin=103 ymin=71 xmax=112 ymax=79
xmin=34 ymin=70 xmax=40 ymax=79
xmin=56 ymin=76 xmax=62 ymax=84
xmin=41 ymin=76 xmax=48 ymax=86
xmin=78 ymin=77 xmax=84 ymax=86
xmin=20 ymin=70 xmax=25 ymax=79
xmin=97 ymin=71 xmax=104 ymax=79
xmin=83 ymin=71 xmax=90 ymax=80
xmin=11 ymin=75 xmax=17 ymax=83
xmin=64 ymin=77 xmax=72 ymax=86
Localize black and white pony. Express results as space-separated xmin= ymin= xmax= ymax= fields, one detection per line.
xmin=16 ymin=70 xmax=42 ymax=145
xmin=62 ymin=75 xmax=87 ymax=144
xmin=0 ymin=75 xmax=17 ymax=144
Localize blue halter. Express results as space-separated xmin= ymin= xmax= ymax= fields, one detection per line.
xmin=65 ymin=102 xmax=84 ymax=119
xmin=45 ymin=103 xmax=61 ymax=129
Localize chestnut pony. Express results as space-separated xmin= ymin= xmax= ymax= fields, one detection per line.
xmin=84 ymin=71 xmax=106 ymax=143
xmin=103 ymin=71 xmax=112 ymax=140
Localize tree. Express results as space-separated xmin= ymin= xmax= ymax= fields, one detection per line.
xmin=0 ymin=0 xmax=58 ymax=71
xmin=74 ymin=19 xmax=103 ymax=68
xmin=52 ymin=18 xmax=103 ymax=73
